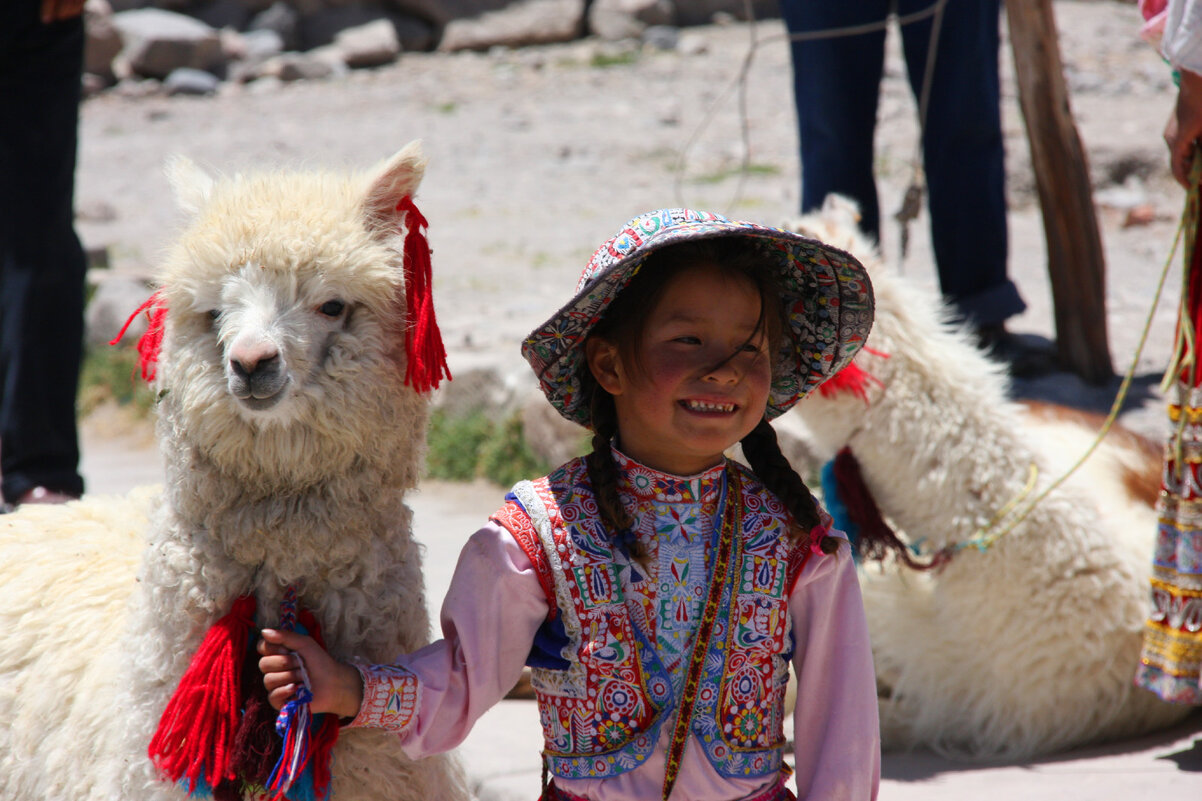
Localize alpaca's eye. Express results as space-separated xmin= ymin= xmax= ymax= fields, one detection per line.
xmin=207 ymin=309 xmax=221 ymax=322
xmin=318 ymin=300 xmax=346 ymax=318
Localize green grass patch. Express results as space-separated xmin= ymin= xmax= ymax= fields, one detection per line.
xmin=426 ymin=408 xmax=553 ymax=487
xmin=691 ymin=163 xmax=781 ymax=184
xmin=590 ymin=49 xmax=639 ymax=68
xmin=78 ymin=343 xmax=157 ymax=418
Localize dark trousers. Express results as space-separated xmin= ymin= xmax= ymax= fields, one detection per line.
xmin=0 ymin=3 xmax=87 ymax=502
xmin=781 ymin=0 xmax=1024 ymax=327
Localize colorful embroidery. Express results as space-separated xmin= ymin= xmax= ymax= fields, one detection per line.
xmin=351 ymin=663 xmax=420 ymax=733
xmin=500 ymin=452 xmax=812 ymax=781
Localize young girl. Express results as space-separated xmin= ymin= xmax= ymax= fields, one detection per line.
xmin=259 ymin=208 xmax=881 ymax=800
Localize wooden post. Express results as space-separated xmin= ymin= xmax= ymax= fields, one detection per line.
xmin=1006 ymin=0 xmax=1113 ymax=384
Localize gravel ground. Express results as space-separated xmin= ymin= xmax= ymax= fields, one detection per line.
xmin=76 ymin=0 xmax=1186 ymax=440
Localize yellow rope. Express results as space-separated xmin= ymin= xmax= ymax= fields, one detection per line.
xmin=939 ymin=154 xmax=1200 ymax=557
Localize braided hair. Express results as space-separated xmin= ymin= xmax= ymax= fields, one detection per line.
xmin=580 ymin=238 xmax=840 ymax=555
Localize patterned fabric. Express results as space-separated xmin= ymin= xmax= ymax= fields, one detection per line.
xmin=350 ymin=662 xmax=422 ymax=731
xmin=493 ymin=451 xmax=815 ymax=782
xmin=1135 ymin=381 xmax=1202 ymax=704
xmin=520 ymin=208 xmax=875 ymax=427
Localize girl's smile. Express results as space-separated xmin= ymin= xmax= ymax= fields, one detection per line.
xmin=586 ymin=262 xmax=772 ymax=476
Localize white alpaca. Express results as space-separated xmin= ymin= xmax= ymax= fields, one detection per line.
xmin=0 ymin=141 xmax=471 ymax=800
xmin=783 ymin=196 xmax=1192 ymax=760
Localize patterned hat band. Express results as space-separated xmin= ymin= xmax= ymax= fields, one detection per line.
xmin=521 ymin=208 xmax=875 ymax=428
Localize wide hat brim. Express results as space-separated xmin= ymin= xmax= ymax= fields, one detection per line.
xmin=521 ymin=208 xmax=874 ymax=428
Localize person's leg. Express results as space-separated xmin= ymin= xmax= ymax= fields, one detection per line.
xmin=780 ymin=0 xmax=890 ymax=242
xmin=0 ymin=4 xmax=87 ymax=504
xmin=898 ymin=0 xmax=1023 ymax=328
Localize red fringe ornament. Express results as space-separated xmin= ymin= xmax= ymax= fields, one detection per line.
xmin=396 ymin=196 xmax=451 ymax=393
xmin=148 ymin=595 xmax=257 ymax=793
xmin=816 ymin=348 xmax=887 ymax=403
xmin=109 ymin=290 xmax=168 ymax=382
xmin=832 ymin=447 xmax=950 ymax=571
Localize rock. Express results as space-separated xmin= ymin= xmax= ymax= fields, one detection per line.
xmin=520 ymin=391 xmax=588 ymax=469
xmin=674 ymin=0 xmax=778 ymax=26
xmin=641 ymin=24 xmax=677 ymax=50
xmin=164 ymin=66 xmax=221 ymax=95
xmin=300 ymin=5 xmax=387 ymax=49
xmin=334 ymin=19 xmax=400 ymax=68
xmin=438 ymin=0 xmax=584 ymax=51
xmin=588 ymin=0 xmax=673 ymax=40
xmin=112 ymin=8 xmax=224 ymax=80
xmin=248 ymin=0 xmax=301 ymax=51
xmin=256 ymin=51 xmax=338 ymax=81
xmin=84 ymin=0 xmax=123 ymax=81
xmin=85 ymin=274 xmax=155 ymax=348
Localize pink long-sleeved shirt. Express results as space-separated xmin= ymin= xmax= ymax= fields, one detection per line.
xmin=350 ymin=459 xmax=880 ymax=801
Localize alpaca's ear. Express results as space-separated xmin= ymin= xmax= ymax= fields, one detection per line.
xmin=165 ymin=155 xmax=214 ymax=217
xmin=362 ymin=140 xmax=427 ymax=232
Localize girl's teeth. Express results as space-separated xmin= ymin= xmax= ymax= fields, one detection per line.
xmin=687 ymin=400 xmax=733 ymax=412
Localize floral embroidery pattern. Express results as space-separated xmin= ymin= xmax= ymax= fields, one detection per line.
xmin=495 ymin=451 xmax=816 ymax=781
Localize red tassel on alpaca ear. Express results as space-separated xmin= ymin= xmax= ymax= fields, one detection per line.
xmin=817 ymin=348 xmax=887 ymax=403
xmin=395 ymin=196 xmax=451 ymax=393
xmin=148 ymin=595 xmax=257 ymax=793
xmin=109 ymin=290 xmax=168 ymax=382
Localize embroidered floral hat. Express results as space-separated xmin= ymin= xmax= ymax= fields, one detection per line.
xmin=521 ymin=207 xmax=875 ymax=428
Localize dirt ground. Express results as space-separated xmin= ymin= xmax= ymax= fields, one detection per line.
xmin=76 ymin=0 xmax=1187 ymax=441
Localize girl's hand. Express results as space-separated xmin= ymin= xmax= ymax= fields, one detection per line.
xmin=257 ymin=628 xmax=364 ymax=719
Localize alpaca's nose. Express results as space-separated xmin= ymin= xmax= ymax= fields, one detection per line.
xmin=229 ymin=340 xmax=280 ymax=379
xmin=231 ymin=350 xmax=279 ymax=380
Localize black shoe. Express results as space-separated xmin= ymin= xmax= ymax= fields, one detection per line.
xmin=974 ymin=324 xmax=1059 ymax=378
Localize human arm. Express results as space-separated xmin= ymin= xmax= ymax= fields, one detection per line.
xmin=1161 ymin=0 xmax=1202 ymax=185
xmin=258 ymin=521 xmax=549 ymax=755
xmin=788 ymin=542 xmax=880 ymax=801
xmin=40 ymin=0 xmax=85 ymax=23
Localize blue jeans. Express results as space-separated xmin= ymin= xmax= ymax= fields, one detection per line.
xmin=0 ymin=3 xmax=87 ymax=502
xmin=780 ymin=0 xmax=1024 ymax=327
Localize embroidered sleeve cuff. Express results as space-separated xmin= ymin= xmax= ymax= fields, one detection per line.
xmin=346 ymin=661 xmax=421 ymax=733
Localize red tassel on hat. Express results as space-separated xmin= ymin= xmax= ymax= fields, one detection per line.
xmin=396 ymin=196 xmax=451 ymax=393
xmin=109 ymin=290 xmax=168 ymax=383
xmin=148 ymin=595 xmax=258 ymax=793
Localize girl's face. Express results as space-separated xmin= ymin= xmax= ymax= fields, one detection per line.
xmin=586 ymin=262 xmax=773 ymax=476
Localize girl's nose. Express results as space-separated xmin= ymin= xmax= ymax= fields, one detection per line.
xmin=703 ymin=356 xmax=741 ymax=383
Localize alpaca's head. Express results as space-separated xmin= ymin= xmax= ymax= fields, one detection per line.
xmin=145 ymin=141 xmax=436 ymax=493
xmin=783 ymin=194 xmax=1010 ymax=457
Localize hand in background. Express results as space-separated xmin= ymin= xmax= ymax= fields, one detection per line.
xmin=1167 ymin=68 xmax=1202 ymax=187
xmin=41 ymin=0 xmax=85 ymax=23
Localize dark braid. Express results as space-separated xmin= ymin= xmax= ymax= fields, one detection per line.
xmin=741 ymin=418 xmax=842 ymax=555
xmin=584 ymin=385 xmax=645 ymax=561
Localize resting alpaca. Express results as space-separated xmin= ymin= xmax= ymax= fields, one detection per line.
xmin=783 ymin=196 xmax=1191 ymax=760
xmin=0 ymin=141 xmax=470 ymax=800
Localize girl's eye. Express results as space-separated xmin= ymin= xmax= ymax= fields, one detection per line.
xmin=674 ymin=335 xmax=701 ymax=345
xmin=318 ymin=300 xmax=346 ymax=317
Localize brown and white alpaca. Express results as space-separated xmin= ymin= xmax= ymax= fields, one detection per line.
xmin=783 ymin=196 xmax=1192 ymax=760
xmin=0 ymin=141 xmax=470 ymax=800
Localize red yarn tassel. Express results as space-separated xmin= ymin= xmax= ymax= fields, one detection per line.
xmin=148 ymin=595 xmax=258 ymax=793
xmin=817 ymin=348 xmax=887 ymax=403
xmin=110 ymin=289 xmax=168 ymax=382
xmin=396 ymin=196 xmax=451 ymax=393
xmin=833 ymin=447 xmax=949 ymax=571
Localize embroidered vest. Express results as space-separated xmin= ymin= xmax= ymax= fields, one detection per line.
xmin=491 ymin=456 xmax=813 ymax=782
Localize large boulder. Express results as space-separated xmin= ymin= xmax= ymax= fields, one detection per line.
xmin=111 ymin=8 xmax=224 ymax=79
xmin=437 ymin=0 xmax=584 ymax=51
